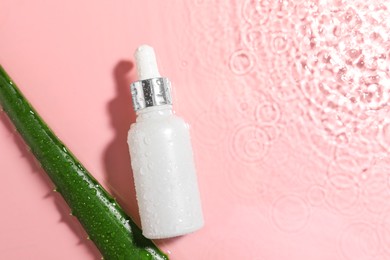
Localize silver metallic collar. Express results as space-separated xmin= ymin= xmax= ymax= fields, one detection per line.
xmin=130 ymin=77 xmax=172 ymax=111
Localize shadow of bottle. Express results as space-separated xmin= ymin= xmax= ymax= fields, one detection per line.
xmin=103 ymin=60 xmax=141 ymax=226
xmin=0 ymin=110 xmax=101 ymax=259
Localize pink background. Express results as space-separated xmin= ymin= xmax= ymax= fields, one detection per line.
xmin=1 ymin=0 xmax=390 ymax=259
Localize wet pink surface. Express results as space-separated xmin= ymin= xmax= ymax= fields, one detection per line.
xmin=1 ymin=0 xmax=390 ymax=259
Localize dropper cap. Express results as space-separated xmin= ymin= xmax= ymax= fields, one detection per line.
xmin=130 ymin=45 xmax=172 ymax=111
xmin=134 ymin=45 xmax=161 ymax=80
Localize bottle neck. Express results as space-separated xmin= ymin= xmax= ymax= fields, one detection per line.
xmin=136 ymin=105 xmax=173 ymax=121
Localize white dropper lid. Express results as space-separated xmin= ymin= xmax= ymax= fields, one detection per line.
xmin=130 ymin=45 xmax=172 ymax=111
xmin=134 ymin=45 xmax=161 ymax=80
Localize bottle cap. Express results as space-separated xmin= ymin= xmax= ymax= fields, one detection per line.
xmin=130 ymin=45 xmax=172 ymax=111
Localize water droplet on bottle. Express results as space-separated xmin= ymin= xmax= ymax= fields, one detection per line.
xmin=143 ymin=136 xmax=151 ymax=145
xmin=147 ymin=162 xmax=154 ymax=170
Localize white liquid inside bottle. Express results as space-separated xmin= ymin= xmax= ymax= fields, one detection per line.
xmin=127 ymin=45 xmax=204 ymax=239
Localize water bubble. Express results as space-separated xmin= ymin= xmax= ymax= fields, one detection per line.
xmin=243 ymin=26 xmax=264 ymax=51
xmin=271 ymin=77 xmax=300 ymax=101
xmin=242 ymin=0 xmax=270 ymax=25
xmin=237 ymin=90 xmax=269 ymax=120
xmin=364 ymin=75 xmax=380 ymax=84
xmin=270 ymin=32 xmax=290 ymax=54
xmin=335 ymin=132 xmax=349 ymax=146
xmin=271 ymin=195 xmax=310 ymax=233
xmin=346 ymin=48 xmax=362 ymax=61
xmin=340 ymin=223 xmax=380 ymax=260
xmin=327 ymin=157 xmax=360 ymax=189
xmin=231 ymin=124 xmax=269 ymax=163
xmin=325 ymin=183 xmax=360 ymax=215
xmin=275 ymin=0 xmax=294 ymax=18
xmin=255 ymin=102 xmax=281 ymax=124
xmin=229 ymin=50 xmax=255 ymax=75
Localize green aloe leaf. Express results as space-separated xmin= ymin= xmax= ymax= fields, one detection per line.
xmin=0 ymin=65 xmax=168 ymax=260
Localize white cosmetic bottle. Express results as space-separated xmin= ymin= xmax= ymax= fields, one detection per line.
xmin=127 ymin=45 xmax=204 ymax=239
